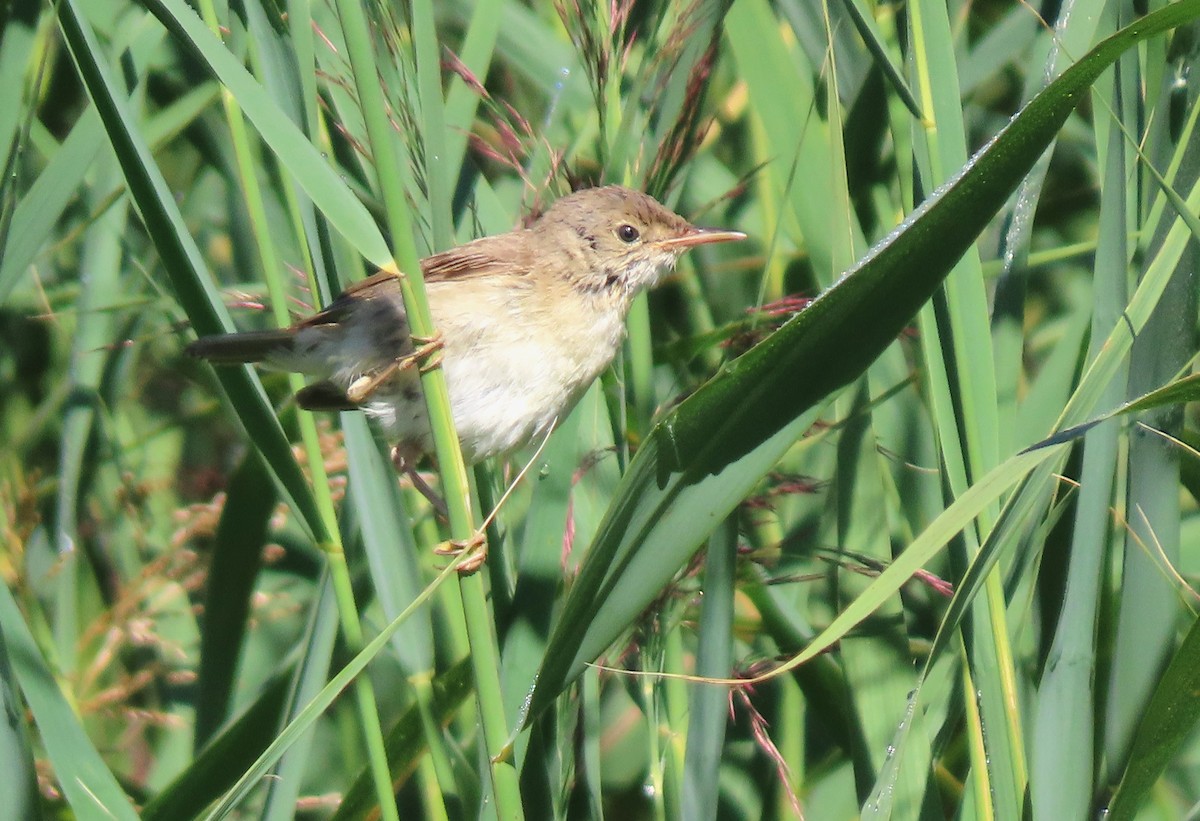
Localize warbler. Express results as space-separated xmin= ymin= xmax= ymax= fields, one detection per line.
xmin=187 ymin=185 xmax=745 ymax=468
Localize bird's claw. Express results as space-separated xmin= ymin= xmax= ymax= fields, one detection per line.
xmin=411 ymin=332 xmax=445 ymax=375
xmin=435 ymin=532 xmax=487 ymax=574
xmin=345 ymin=332 xmax=445 ymax=403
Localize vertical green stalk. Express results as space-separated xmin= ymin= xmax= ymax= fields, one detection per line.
xmin=681 ymin=516 xmax=736 ymax=821
xmin=410 ymin=0 xmax=452 ymax=247
xmin=52 ymin=151 xmax=126 ymax=677
xmin=1030 ymin=26 xmax=1131 ymax=816
xmin=821 ymin=23 xmax=929 ymax=809
xmin=661 ymin=623 xmax=688 ymax=819
xmin=960 ymin=663 xmax=993 ymax=819
xmin=246 ymin=0 xmax=457 ymax=813
xmin=331 ymin=0 xmax=522 ymax=816
xmin=408 ymin=672 xmax=455 ymax=821
xmin=1106 ymin=34 xmax=1198 ymax=770
xmin=192 ymin=2 xmax=398 ymax=817
xmin=643 ymin=643 xmax=668 ymax=821
xmin=0 ymin=617 xmax=39 ymax=819
xmin=580 ymin=668 xmax=605 ymax=817
xmin=907 ymin=0 xmax=1026 ymax=811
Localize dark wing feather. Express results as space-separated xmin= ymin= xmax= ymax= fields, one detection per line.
xmin=296 ymin=231 xmax=532 ymax=330
xmin=298 ymin=270 xmax=401 ymax=329
xmin=419 ymin=232 xmax=532 ymax=282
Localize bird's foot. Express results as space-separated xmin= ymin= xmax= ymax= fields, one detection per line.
xmin=345 ymin=332 xmax=445 ymax=403
xmin=435 ymin=531 xmax=488 ymax=574
xmin=346 ymin=366 xmax=396 ymax=404
xmin=411 ymin=332 xmax=444 ymax=375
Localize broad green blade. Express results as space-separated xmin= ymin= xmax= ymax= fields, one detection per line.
xmin=525 ymin=0 xmax=1200 ymax=722
xmin=1105 ymin=613 xmax=1200 ymax=819
xmin=56 ymin=0 xmax=329 ymax=544
xmin=194 ymin=453 xmax=276 ymax=748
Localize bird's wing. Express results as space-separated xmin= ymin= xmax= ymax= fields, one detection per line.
xmin=296 ymin=270 xmax=401 ymax=329
xmin=419 ymin=232 xmax=532 ymax=282
xmin=294 ymin=233 xmax=531 ymax=329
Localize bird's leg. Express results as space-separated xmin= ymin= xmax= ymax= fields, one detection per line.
xmin=346 ymin=332 xmax=445 ymax=404
xmin=407 ymin=468 xmax=450 ymax=519
xmin=390 ymin=445 xmax=487 ymax=574
xmin=390 ymin=444 xmax=448 ymax=517
xmin=436 ymin=421 xmax=557 ymax=575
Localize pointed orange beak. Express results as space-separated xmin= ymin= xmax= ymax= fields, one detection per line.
xmin=658 ymin=226 xmax=747 ymax=250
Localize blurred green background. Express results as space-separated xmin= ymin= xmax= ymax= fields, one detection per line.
xmin=3 ymin=0 xmax=1200 ymax=818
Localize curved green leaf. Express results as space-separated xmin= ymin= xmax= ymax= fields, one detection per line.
xmin=1105 ymin=612 xmax=1200 ymax=819
xmin=138 ymin=0 xmax=391 ymax=267
xmin=525 ymin=0 xmax=1200 ymax=722
xmin=56 ymin=0 xmax=330 ymax=544
xmin=142 ymin=670 xmax=292 ymax=821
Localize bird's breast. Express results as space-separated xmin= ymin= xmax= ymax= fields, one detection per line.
xmin=433 ymin=286 xmax=628 ymax=461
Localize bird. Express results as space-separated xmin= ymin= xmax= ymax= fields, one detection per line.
xmin=187 ymin=185 xmax=745 ymax=472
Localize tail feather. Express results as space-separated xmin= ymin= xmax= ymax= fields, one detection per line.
xmin=186 ymin=329 xmax=296 ymax=364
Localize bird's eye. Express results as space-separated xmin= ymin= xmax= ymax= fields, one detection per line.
xmin=616 ymin=224 xmax=640 ymax=243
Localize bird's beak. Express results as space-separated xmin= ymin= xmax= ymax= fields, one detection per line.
xmin=658 ymin=226 xmax=747 ymax=250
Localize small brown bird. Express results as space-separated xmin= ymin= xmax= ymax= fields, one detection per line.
xmin=187 ymin=185 xmax=744 ymax=469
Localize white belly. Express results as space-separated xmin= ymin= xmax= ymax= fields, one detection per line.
xmin=365 ymin=283 xmax=627 ymax=464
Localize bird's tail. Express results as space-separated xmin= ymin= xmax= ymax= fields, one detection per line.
xmin=186 ymin=329 xmax=296 ymax=365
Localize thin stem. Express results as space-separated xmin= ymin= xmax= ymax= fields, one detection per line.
xmin=194 ymin=2 xmax=399 ymax=816
xmin=331 ymin=0 xmax=523 ymax=816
